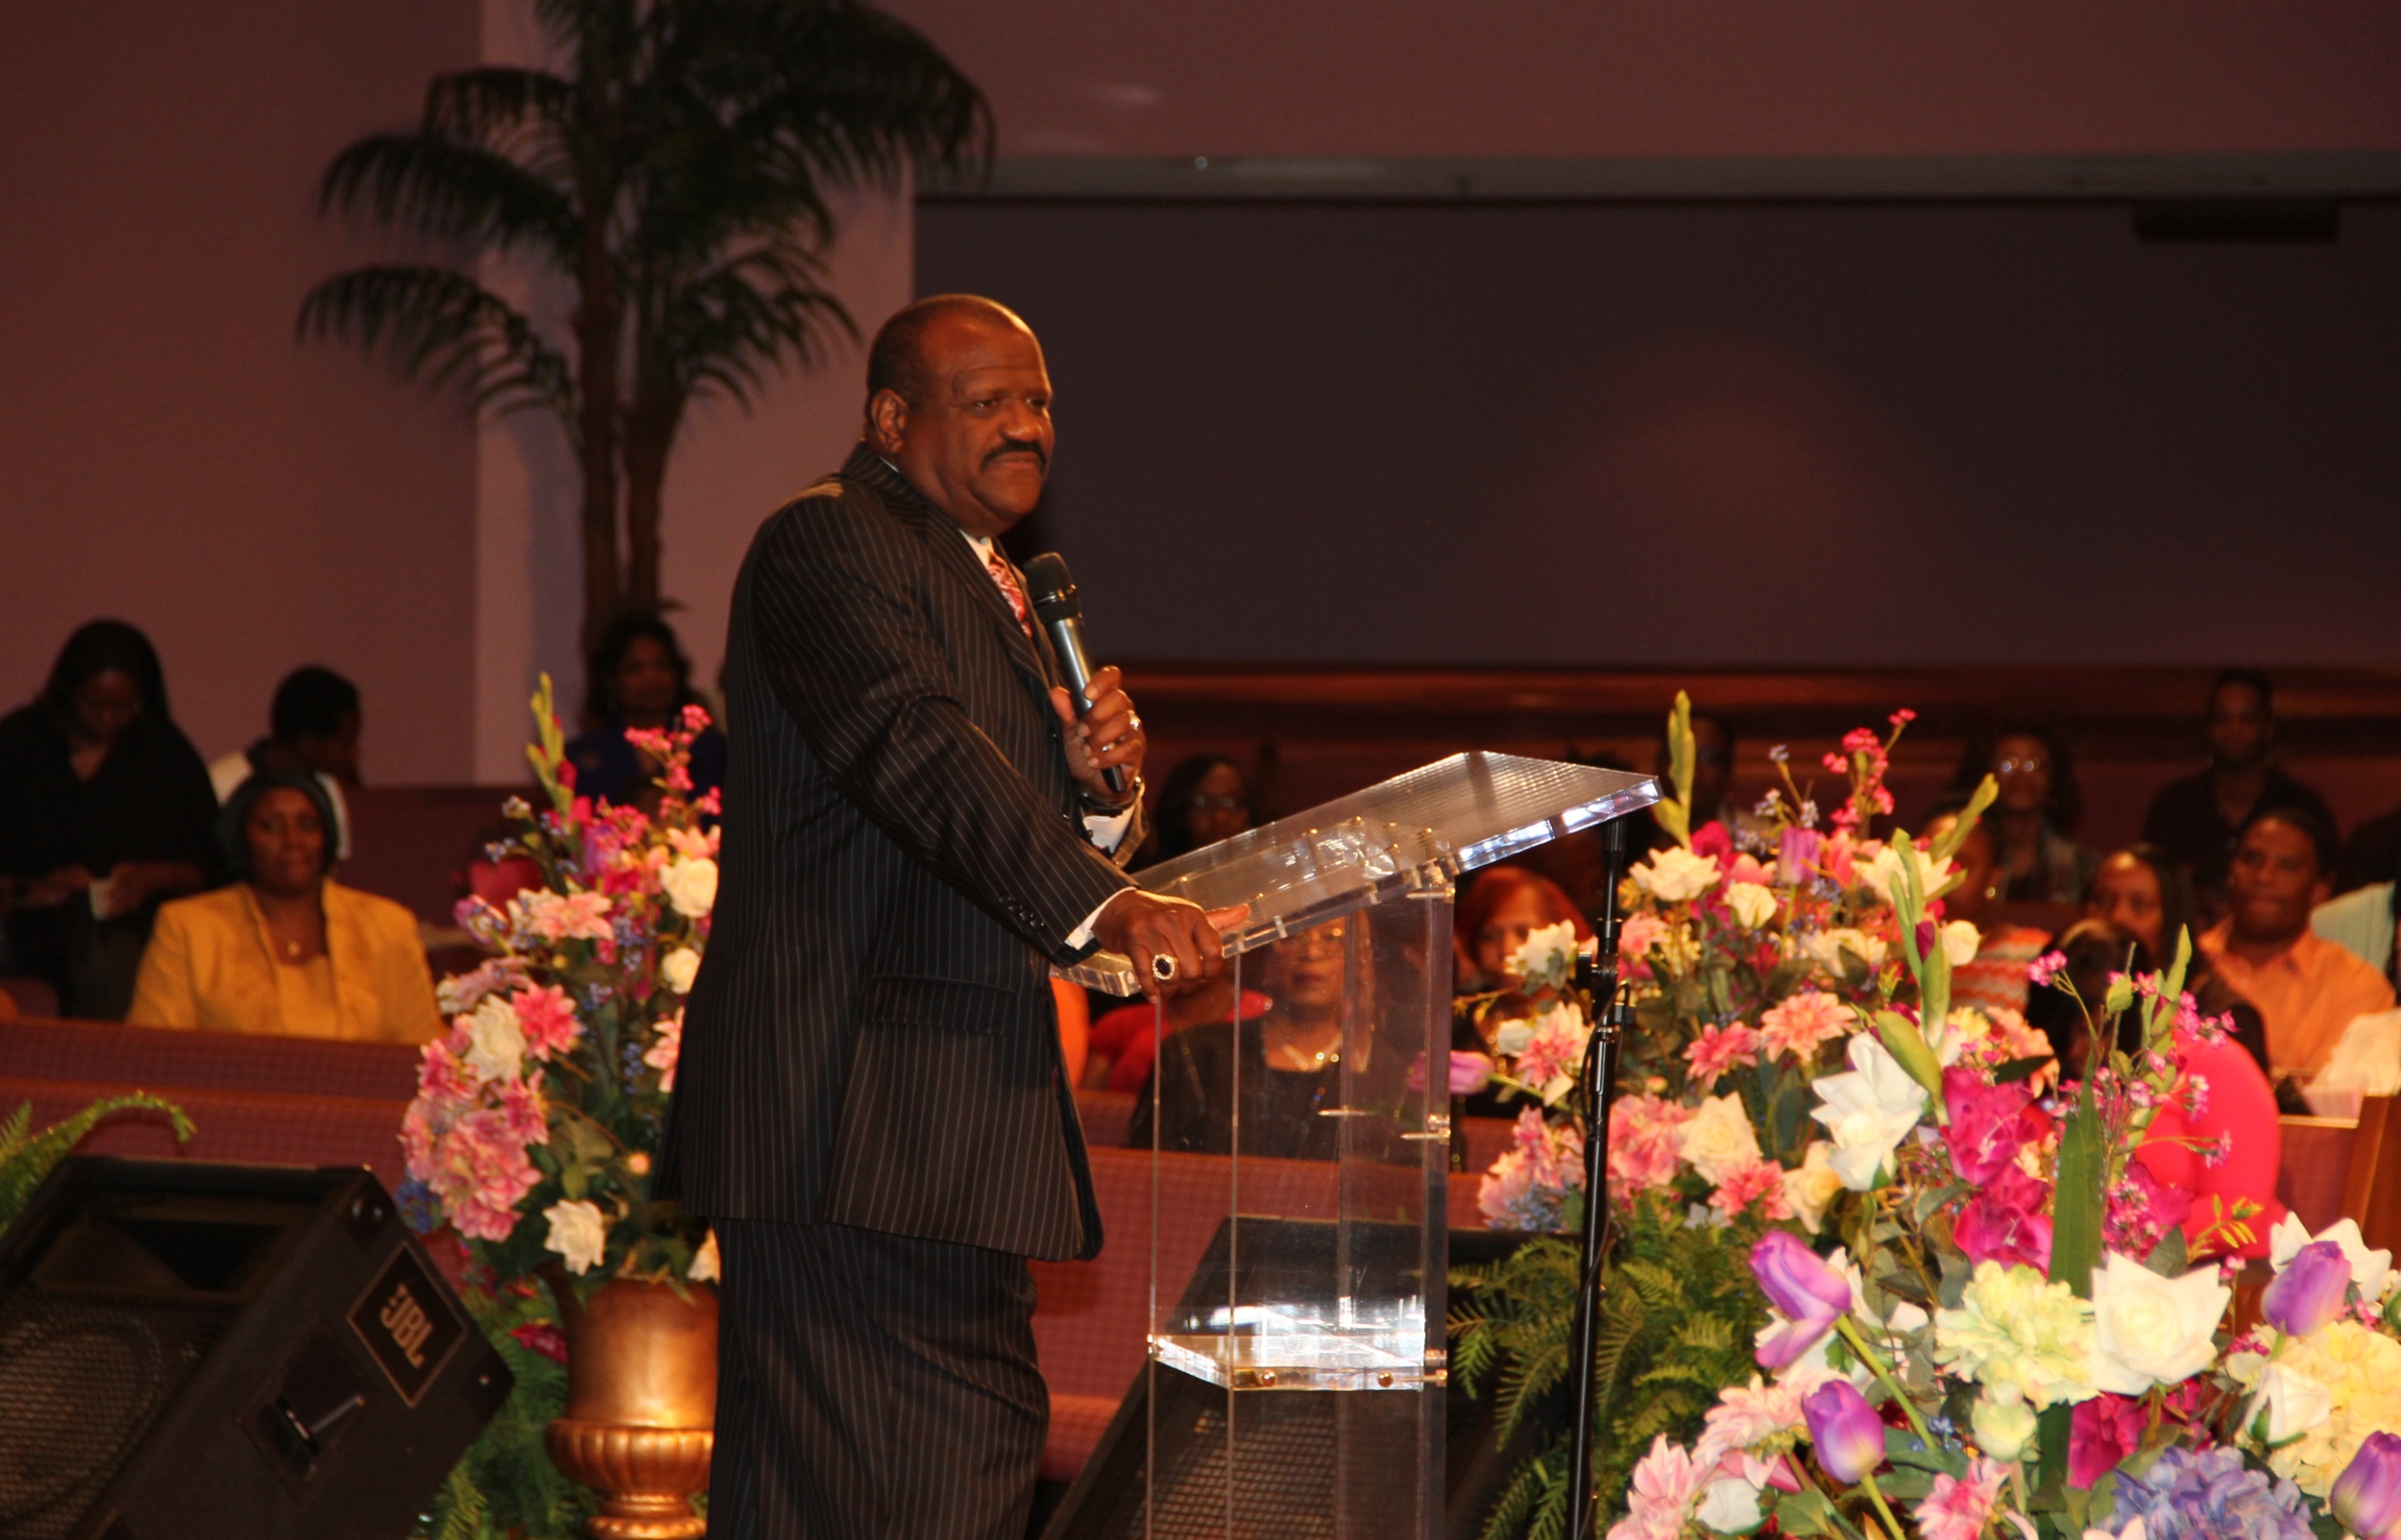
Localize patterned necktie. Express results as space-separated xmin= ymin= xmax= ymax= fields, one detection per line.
xmin=985 ymin=547 xmax=1035 ymax=639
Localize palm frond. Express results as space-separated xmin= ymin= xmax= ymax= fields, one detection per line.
xmin=643 ymin=241 xmax=853 ymax=413
xmin=319 ymin=133 xmax=577 ymax=257
xmin=298 ymin=265 xmax=575 ymax=428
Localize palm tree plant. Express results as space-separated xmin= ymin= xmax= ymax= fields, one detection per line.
xmin=301 ymin=0 xmax=990 ymax=651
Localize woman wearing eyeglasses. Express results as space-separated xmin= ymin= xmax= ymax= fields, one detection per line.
xmin=1147 ymin=753 xmax=1253 ymax=861
xmin=1950 ymin=720 xmax=2098 ymax=906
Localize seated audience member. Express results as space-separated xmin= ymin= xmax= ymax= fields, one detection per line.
xmin=1453 ymin=866 xmax=1589 ymax=996
xmin=1922 ymin=804 xmax=2049 ymax=1017
xmin=1132 ymin=920 xmax=1369 ymax=1160
xmin=2085 ymin=842 xmax=2274 ymax=1077
xmin=2198 ymin=806 xmax=2393 ymax=1081
xmin=2027 ymin=919 xmax=2281 ymax=1258
xmin=207 ymin=665 xmax=362 ymax=860
xmin=1450 ymin=867 xmax=1589 ymax=1117
xmin=567 ymin=614 xmax=727 ymax=809
xmin=1144 ymin=752 xmax=1255 ymax=864
xmin=1952 ymin=722 xmax=2096 ymax=904
xmin=128 ymin=773 xmax=441 ymax=1043
xmin=2143 ymin=669 xmax=2337 ymax=913
xmin=1086 ymin=971 xmax=1272 ymax=1093
xmin=0 ymin=620 xmax=218 ymax=1019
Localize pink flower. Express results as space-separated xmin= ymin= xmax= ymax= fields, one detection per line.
xmin=1618 ymin=913 xmax=1667 ymax=970
xmin=422 ymin=1109 xmax=542 ymax=1241
xmin=1760 ymin=991 xmax=1852 ymax=1062
xmin=1515 ymin=1006 xmax=1589 ymax=1089
xmin=512 ymin=985 xmax=583 ymax=1060
xmin=1916 ymin=1457 xmax=2007 ymax=1540
xmin=1953 ymin=1165 xmax=2053 ymax=1272
xmin=416 ymin=1037 xmax=476 ymax=1106
xmin=2069 ymin=1393 xmax=2145 ymax=1488
xmin=510 ymin=1322 xmax=570 ymax=1363
xmin=1685 ymin=1023 xmax=1761 ymax=1086
xmin=1690 ymin=822 xmax=1734 ymax=863
xmin=2026 ymin=950 xmax=2068 ymax=989
xmin=495 ymin=1077 xmax=550 ymax=1145
xmin=1942 ymin=1067 xmax=2052 ymax=1186
xmin=1710 ymin=1157 xmax=1793 ymax=1221
xmin=644 ymin=1010 xmax=685 ymax=1092
xmin=1607 ymin=1094 xmax=1690 ymax=1196
xmin=1608 ymin=1435 xmax=1712 ymax=1540
xmin=1479 ymin=1109 xmax=1586 ymax=1231
xmin=516 ymin=888 xmax=614 ymax=943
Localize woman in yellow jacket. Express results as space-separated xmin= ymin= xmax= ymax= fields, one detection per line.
xmin=128 ymin=772 xmax=442 ymax=1044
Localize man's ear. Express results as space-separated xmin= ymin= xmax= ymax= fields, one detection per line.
xmin=865 ymin=388 xmax=909 ymax=454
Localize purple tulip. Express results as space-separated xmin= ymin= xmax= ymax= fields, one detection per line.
xmin=1449 ymin=1051 xmax=1494 ymax=1095
xmin=1751 ymin=1232 xmax=1854 ymax=1369
xmin=2264 ymin=1239 xmax=2352 ymax=1338
xmin=1780 ymin=827 xmax=1821 ymax=884
xmin=1801 ymin=1379 xmax=1885 ymax=1485
xmin=2333 ymin=1432 xmax=2401 ymax=1539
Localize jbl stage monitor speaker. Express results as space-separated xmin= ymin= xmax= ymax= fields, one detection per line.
xmin=1040 ymin=1222 xmax=1549 ymax=1540
xmin=0 ymin=1157 xmax=514 ymax=1540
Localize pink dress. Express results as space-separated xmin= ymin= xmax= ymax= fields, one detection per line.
xmin=2134 ymin=1028 xmax=2285 ymax=1260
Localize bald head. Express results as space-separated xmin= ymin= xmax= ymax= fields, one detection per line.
xmin=866 ymin=295 xmax=1031 ymax=411
xmin=863 ymin=295 xmax=1054 ymax=538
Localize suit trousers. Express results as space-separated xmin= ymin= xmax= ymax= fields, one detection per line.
xmin=712 ymin=1218 xmax=1048 ymax=1540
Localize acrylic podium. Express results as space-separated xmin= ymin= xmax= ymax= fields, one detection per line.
xmin=1059 ymin=752 xmax=1658 ymax=1540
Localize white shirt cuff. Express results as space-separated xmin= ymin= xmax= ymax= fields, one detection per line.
xmin=1083 ymin=804 xmax=1135 ymax=854
xmin=1067 ymin=887 xmax=1129 ymax=951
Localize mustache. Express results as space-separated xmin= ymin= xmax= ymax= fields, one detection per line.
xmin=983 ymin=440 xmax=1048 ymax=471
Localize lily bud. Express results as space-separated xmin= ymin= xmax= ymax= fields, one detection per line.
xmin=2332 ymin=1431 xmax=2401 ymax=1539
xmin=1801 ymin=1380 xmax=1885 ymax=1485
xmin=2264 ymin=1239 xmax=2352 ymax=1338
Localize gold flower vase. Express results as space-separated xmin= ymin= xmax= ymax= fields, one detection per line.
xmin=546 ymin=1275 xmax=718 ymax=1539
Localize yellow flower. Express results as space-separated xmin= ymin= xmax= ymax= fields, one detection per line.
xmin=1932 ymin=1261 xmax=2097 ymax=1409
xmin=2260 ymin=1321 xmax=2401 ymax=1495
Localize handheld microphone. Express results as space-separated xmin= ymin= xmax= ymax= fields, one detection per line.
xmin=1021 ymin=551 xmax=1126 ymax=796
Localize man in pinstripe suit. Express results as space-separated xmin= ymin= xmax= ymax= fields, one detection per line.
xmin=659 ymin=295 xmax=1238 ymax=1538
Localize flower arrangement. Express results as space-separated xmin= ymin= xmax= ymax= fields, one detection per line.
xmin=1451 ymin=695 xmax=2392 ymax=1540
xmin=399 ymin=679 xmax=718 ymax=1292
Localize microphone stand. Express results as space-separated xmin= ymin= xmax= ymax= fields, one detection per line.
xmin=1567 ymin=818 xmax=1633 ymax=1540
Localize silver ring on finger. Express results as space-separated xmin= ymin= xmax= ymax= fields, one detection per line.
xmin=1152 ymin=953 xmax=1179 ymax=982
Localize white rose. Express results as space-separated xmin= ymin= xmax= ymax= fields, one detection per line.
xmin=1696 ymin=1478 xmax=1764 ymax=1535
xmin=660 ymin=856 xmax=718 ymax=918
xmin=1860 ymin=842 xmax=1956 ymax=907
xmin=1492 ymin=1019 xmax=1534 ymax=1057
xmin=1633 ymin=846 xmax=1722 ymax=904
xmin=2268 ymin=1214 xmax=2395 ymax=1300
xmin=1939 ymin=920 xmax=1982 ymax=968
xmin=2086 ymin=1252 xmax=2230 ymax=1393
xmin=1726 ymin=882 xmax=1778 ymax=930
xmin=464 ymin=995 xmax=526 ymax=1083
xmin=1508 ymin=920 xmax=1579 ymax=989
xmin=1808 ymin=1034 xmax=1927 ymax=1191
xmin=1806 ymin=927 xmax=1888 ymax=978
xmin=543 ymin=1198 xmax=609 ymax=1276
xmin=1973 ymin=1389 xmax=2038 ymax=1461
xmin=2250 ymin=1361 xmax=2333 ymax=1446
xmin=688 ymin=1228 xmax=721 ymax=1284
xmin=1677 ymin=1094 xmax=1762 ymax=1185
xmin=660 ymin=946 xmax=702 ymax=995
xmin=1782 ymin=1142 xmax=1847 ymax=1235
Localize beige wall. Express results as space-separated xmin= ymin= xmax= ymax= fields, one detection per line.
xmin=0 ymin=0 xmax=482 ymax=782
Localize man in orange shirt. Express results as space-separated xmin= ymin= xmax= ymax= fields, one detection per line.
xmin=2201 ymin=806 xmax=2394 ymax=1080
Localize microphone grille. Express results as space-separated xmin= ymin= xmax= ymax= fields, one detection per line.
xmin=1021 ymin=552 xmax=1079 ymax=617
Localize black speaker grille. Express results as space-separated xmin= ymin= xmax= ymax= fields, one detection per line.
xmin=0 ymin=1295 xmax=228 ymax=1540
xmin=1118 ymin=1393 xmax=1337 ymax=1540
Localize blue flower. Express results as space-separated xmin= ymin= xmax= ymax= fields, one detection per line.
xmin=2110 ymin=1446 xmax=2314 ymax=1540
xmin=395 ymin=1179 xmax=439 ymax=1236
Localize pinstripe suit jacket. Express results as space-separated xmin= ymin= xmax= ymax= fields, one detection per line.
xmin=656 ymin=445 xmax=1137 ymax=1262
